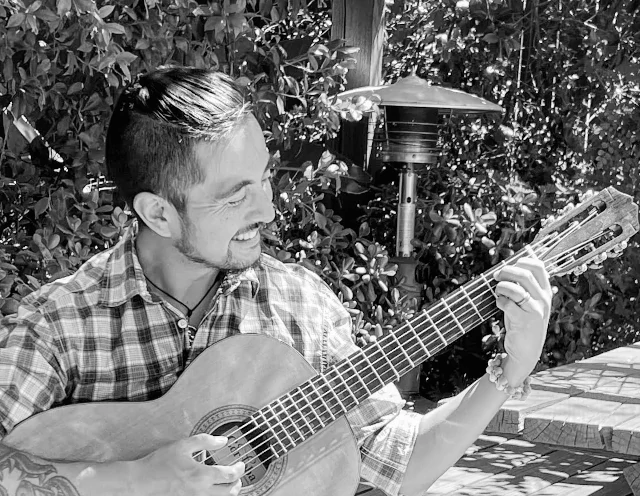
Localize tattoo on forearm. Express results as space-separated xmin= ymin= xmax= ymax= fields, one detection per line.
xmin=0 ymin=446 xmax=80 ymax=496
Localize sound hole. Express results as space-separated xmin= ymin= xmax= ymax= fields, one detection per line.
xmin=208 ymin=421 xmax=273 ymax=487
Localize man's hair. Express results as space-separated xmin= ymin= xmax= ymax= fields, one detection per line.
xmin=105 ymin=66 xmax=251 ymax=215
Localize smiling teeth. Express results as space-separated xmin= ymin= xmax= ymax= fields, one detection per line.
xmin=234 ymin=229 xmax=259 ymax=241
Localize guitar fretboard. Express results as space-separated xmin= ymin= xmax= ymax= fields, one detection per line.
xmin=246 ymin=262 xmax=504 ymax=458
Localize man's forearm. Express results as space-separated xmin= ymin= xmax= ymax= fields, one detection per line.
xmin=0 ymin=444 xmax=133 ymax=496
xmin=400 ymin=356 xmax=524 ymax=496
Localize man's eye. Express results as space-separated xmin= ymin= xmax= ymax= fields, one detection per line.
xmin=228 ymin=195 xmax=246 ymax=207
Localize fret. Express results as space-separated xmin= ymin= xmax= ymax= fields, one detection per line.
xmin=406 ymin=319 xmax=431 ymax=358
xmin=301 ymin=381 xmax=331 ymax=427
xmin=334 ymin=366 xmax=359 ymax=406
xmin=388 ymin=331 xmax=415 ymax=369
xmin=265 ymin=403 xmax=296 ymax=448
xmin=373 ymin=340 xmax=400 ymax=381
xmin=277 ymin=396 xmax=306 ymax=441
xmin=461 ymin=286 xmax=483 ymax=320
xmin=345 ymin=356 xmax=371 ymax=397
xmin=441 ymin=299 xmax=465 ymax=334
xmin=293 ymin=387 xmax=323 ymax=434
xmin=525 ymin=245 xmax=537 ymax=258
xmin=480 ymin=272 xmax=497 ymax=298
xmin=326 ymin=368 xmax=357 ymax=411
xmin=359 ymin=348 xmax=385 ymax=389
xmin=318 ymin=373 xmax=341 ymax=418
xmin=255 ymin=410 xmax=286 ymax=455
xmin=422 ymin=309 xmax=447 ymax=346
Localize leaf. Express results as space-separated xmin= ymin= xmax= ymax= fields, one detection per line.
xmin=105 ymin=23 xmax=126 ymax=35
xmin=314 ymin=212 xmax=327 ymax=230
xmin=34 ymin=7 xmax=59 ymax=22
xmin=337 ymin=46 xmax=360 ymax=55
xmin=463 ymin=203 xmax=474 ymax=220
xmin=99 ymin=225 xmax=118 ymax=238
xmin=204 ymin=16 xmax=224 ymax=32
xmin=67 ymin=82 xmax=83 ymax=95
xmin=34 ymin=197 xmax=50 ymax=217
xmin=98 ymin=5 xmax=115 ymax=18
xmin=116 ymin=51 xmax=138 ymax=64
xmin=483 ymin=33 xmax=500 ymax=44
xmin=27 ymin=0 xmax=43 ymax=13
xmin=135 ymin=38 xmax=151 ymax=50
xmin=57 ymin=0 xmax=72 ymax=16
xmin=74 ymin=0 xmax=95 ymax=13
xmin=6 ymin=13 xmax=25 ymax=28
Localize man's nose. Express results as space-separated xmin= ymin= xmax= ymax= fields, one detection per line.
xmin=253 ymin=184 xmax=275 ymax=225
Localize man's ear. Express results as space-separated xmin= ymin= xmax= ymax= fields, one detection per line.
xmin=132 ymin=192 xmax=178 ymax=238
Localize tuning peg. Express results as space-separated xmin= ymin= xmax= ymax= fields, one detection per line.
xmin=580 ymin=190 xmax=596 ymax=202
xmin=573 ymin=263 xmax=588 ymax=276
xmin=541 ymin=215 xmax=555 ymax=227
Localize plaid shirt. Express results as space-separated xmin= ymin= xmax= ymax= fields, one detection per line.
xmin=0 ymin=225 xmax=421 ymax=496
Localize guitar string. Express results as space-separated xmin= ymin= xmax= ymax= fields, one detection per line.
xmin=236 ymin=298 xmax=504 ymax=473
xmin=234 ymin=222 xmax=621 ymax=474
xmin=217 ymin=205 xmax=605 ymax=466
xmin=205 ymin=214 xmax=607 ymax=472
xmin=204 ymin=222 xmax=591 ymax=471
xmin=206 ymin=208 xmax=610 ymax=471
xmin=199 ymin=225 xmax=564 ymax=464
xmin=202 ymin=234 xmax=554 ymax=468
xmin=203 ymin=282 xmax=502 ymax=471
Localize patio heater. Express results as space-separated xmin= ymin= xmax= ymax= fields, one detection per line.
xmin=338 ymin=74 xmax=503 ymax=397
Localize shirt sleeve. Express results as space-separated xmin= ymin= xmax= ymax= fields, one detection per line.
xmin=0 ymin=304 xmax=68 ymax=439
xmin=322 ymin=284 xmax=422 ymax=496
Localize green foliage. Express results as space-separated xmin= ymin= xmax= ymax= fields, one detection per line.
xmin=0 ymin=0 xmax=371 ymax=324
xmin=2 ymin=0 xmax=640 ymax=403
xmin=382 ymin=0 xmax=640 ymax=398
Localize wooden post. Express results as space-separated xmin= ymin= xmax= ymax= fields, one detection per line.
xmin=331 ymin=0 xmax=386 ymax=167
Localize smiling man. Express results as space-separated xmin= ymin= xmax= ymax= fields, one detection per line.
xmin=0 ymin=66 xmax=552 ymax=496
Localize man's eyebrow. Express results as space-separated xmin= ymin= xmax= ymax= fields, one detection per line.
xmin=219 ymin=180 xmax=252 ymax=199
xmin=219 ymin=161 xmax=272 ymax=199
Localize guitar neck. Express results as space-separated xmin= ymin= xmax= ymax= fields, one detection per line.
xmin=247 ymin=260 xmax=503 ymax=458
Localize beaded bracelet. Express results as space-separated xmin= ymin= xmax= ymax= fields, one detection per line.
xmin=486 ymin=353 xmax=532 ymax=401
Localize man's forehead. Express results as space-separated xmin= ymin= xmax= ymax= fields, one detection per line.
xmin=191 ymin=125 xmax=269 ymax=195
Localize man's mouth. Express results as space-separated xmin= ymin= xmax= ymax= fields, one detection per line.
xmin=232 ymin=228 xmax=260 ymax=241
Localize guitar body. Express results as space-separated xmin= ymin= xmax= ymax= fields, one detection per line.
xmin=4 ymin=335 xmax=361 ymax=496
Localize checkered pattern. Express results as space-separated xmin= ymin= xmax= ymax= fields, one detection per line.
xmin=0 ymin=225 xmax=420 ymax=496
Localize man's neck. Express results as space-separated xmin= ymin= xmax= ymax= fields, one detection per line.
xmin=135 ymin=226 xmax=220 ymax=306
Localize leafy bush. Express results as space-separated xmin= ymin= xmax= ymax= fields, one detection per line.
xmin=2 ymin=0 xmax=639 ymax=402
xmin=381 ymin=0 xmax=640 ymax=398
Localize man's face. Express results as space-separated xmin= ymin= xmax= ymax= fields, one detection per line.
xmin=175 ymin=115 xmax=275 ymax=271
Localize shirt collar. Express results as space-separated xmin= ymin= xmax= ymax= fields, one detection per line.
xmin=99 ymin=222 xmax=260 ymax=307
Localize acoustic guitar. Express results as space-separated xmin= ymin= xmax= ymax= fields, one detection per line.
xmin=4 ymin=187 xmax=639 ymax=496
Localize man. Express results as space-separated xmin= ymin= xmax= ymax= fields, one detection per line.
xmin=0 ymin=66 xmax=552 ymax=496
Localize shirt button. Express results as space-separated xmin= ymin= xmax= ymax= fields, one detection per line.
xmin=177 ymin=319 xmax=188 ymax=329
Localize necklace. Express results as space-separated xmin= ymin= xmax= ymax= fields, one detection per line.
xmin=145 ymin=275 xmax=218 ymax=319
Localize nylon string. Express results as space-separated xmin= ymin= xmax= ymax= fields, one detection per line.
xmin=202 ymin=207 xmax=607 ymax=475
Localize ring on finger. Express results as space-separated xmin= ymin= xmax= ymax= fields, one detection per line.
xmin=515 ymin=291 xmax=531 ymax=306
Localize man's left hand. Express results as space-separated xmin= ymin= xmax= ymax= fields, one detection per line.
xmin=494 ymin=257 xmax=553 ymax=383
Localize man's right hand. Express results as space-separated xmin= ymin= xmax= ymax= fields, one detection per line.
xmin=134 ymin=434 xmax=245 ymax=496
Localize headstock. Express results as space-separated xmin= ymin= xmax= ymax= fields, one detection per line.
xmin=533 ymin=187 xmax=639 ymax=277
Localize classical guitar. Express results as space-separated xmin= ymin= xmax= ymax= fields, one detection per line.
xmin=4 ymin=187 xmax=639 ymax=496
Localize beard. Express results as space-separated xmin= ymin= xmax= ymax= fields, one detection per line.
xmin=174 ymin=215 xmax=262 ymax=271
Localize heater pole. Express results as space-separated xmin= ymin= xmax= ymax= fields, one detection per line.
xmin=337 ymin=75 xmax=504 ymax=401
xmin=397 ymin=165 xmax=418 ymax=257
